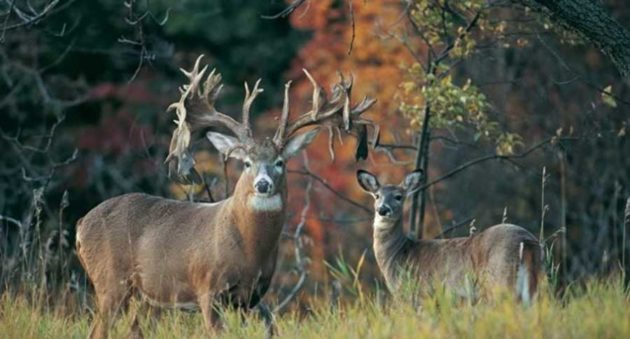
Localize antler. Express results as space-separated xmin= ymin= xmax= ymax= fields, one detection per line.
xmin=273 ymin=69 xmax=377 ymax=159
xmin=166 ymin=55 xmax=262 ymax=180
xmin=243 ymin=79 xmax=263 ymax=128
xmin=177 ymin=56 xmax=254 ymax=141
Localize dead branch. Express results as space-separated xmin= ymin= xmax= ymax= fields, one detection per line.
xmin=288 ymin=168 xmax=371 ymax=214
xmin=420 ymin=136 xmax=558 ymax=191
xmin=274 ymin=153 xmax=312 ymax=313
xmin=261 ymin=0 xmax=308 ymax=19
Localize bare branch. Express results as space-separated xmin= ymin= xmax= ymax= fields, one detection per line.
xmin=422 ymin=137 xmax=558 ymax=191
xmin=288 ymin=168 xmax=371 ymax=214
xmin=274 ymin=153 xmax=312 ymax=313
xmin=0 ymin=0 xmax=59 ymax=36
xmin=261 ymin=0 xmax=308 ymax=20
xmin=0 ymin=214 xmax=22 ymax=228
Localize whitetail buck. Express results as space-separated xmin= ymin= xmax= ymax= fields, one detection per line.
xmin=75 ymin=55 xmax=375 ymax=338
xmin=356 ymin=169 xmax=542 ymax=303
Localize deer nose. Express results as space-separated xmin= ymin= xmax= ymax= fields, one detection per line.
xmin=255 ymin=180 xmax=272 ymax=194
xmin=377 ymin=205 xmax=391 ymax=217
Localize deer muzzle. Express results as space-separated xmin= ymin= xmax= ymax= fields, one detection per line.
xmin=254 ymin=166 xmax=274 ymax=195
xmin=377 ymin=205 xmax=392 ymax=217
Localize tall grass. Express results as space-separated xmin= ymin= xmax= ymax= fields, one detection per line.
xmin=1 ymin=278 xmax=628 ymax=338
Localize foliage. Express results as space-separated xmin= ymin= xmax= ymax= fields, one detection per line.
xmin=398 ymin=0 xmax=523 ymax=155
xmin=1 ymin=0 xmax=629 ymax=316
xmin=0 ymin=0 xmax=307 ymax=296
xmin=399 ymin=69 xmax=523 ymax=155
xmin=281 ymin=0 xmax=418 ymax=279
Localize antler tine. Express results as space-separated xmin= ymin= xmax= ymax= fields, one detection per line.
xmin=336 ymin=71 xmax=353 ymax=131
xmin=303 ymin=69 xmax=324 ymax=121
xmin=183 ymin=63 xmax=251 ymax=142
xmin=166 ymin=55 xmax=259 ymax=179
xmin=279 ymin=69 xmax=376 ymax=157
xmin=273 ymin=80 xmax=292 ymax=146
xmin=242 ymin=79 xmax=263 ymax=134
xmin=282 ymin=69 xmax=344 ymax=139
xmin=180 ymin=54 xmax=208 ymax=98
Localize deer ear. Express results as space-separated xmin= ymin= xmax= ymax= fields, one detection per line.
xmin=282 ymin=128 xmax=320 ymax=158
xmin=206 ymin=132 xmax=246 ymax=160
xmin=402 ymin=169 xmax=424 ymax=195
xmin=356 ymin=170 xmax=380 ymax=193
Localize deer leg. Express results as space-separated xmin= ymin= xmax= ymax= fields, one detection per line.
xmin=256 ymin=302 xmax=277 ymax=338
xmin=199 ymin=293 xmax=223 ymax=333
xmin=130 ymin=301 xmax=162 ymax=339
xmin=89 ymin=283 xmax=132 ymax=339
xmin=129 ymin=302 xmax=144 ymax=339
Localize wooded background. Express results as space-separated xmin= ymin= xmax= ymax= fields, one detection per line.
xmin=1 ymin=0 xmax=629 ymax=310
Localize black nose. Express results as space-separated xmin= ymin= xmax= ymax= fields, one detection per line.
xmin=377 ymin=205 xmax=391 ymax=217
xmin=255 ymin=180 xmax=271 ymax=194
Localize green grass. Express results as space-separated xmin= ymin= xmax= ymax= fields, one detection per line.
xmin=1 ymin=279 xmax=629 ymax=339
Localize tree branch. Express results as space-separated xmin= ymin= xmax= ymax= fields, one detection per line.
xmin=421 ymin=137 xmax=557 ymax=191
xmin=274 ymin=153 xmax=312 ymax=313
xmin=261 ymin=0 xmax=308 ymax=19
xmin=520 ymin=0 xmax=630 ymax=77
xmin=288 ymin=169 xmax=371 ymax=214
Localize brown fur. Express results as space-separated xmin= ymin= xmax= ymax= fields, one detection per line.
xmin=374 ymin=220 xmax=542 ymax=299
xmin=357 ymin=170 xmax=542 ymax=301
xmin=77 ymin=154 xmax=288 ymax=338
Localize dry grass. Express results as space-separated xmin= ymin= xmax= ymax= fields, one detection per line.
xmin=1 ymin=278 xmax=628 ymax=339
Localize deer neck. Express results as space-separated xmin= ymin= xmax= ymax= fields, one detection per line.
xmin=372 ymin=216 xmax=410 ymax=291
xmin=229 ymin=176 xmax=287 ymax=259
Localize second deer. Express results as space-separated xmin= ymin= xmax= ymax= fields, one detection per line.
xmin=356 ymin=169 xmax=542 ymax=303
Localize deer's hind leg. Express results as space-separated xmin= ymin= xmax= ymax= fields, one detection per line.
xmin=89 ymin=280 xmax=133 ymax=339
xmin=130 ymin=300 xmax=162 ymax=339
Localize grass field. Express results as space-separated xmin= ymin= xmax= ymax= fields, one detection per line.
xmin=1 ymin=279 xmax=628 ymax=339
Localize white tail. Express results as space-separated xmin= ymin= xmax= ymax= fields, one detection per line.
xmin=76 ymin=55 xmax=376 ymax=339
xmin=357 ymin=169 xmax=542 ymax=301
xmin=516 ymin=242 xmax=531 ymax=305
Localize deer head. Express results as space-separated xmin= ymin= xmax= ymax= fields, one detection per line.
xmin=356 ymin=169 xmax=424 ymax=225
xmin=166 ymin=55 xmax=377 ymax=202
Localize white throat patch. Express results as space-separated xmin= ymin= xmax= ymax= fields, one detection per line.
xmin=249 ymin=194 xmax=283 ymax=212
xmin=374 ymin=215 xmax=397 ymax=230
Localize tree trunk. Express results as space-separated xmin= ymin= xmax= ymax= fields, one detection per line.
xmin=522 ymin=0 xmax=630 ymax=77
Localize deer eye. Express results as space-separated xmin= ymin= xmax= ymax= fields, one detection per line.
xmin=244 ymin=161 xmax=252 ymax=169
xmin=375 ymin=193 xmax=380 ymax=199
xmin=275 ymin=159 xmax=284 ymax=168
xmin=394 ymin=195 xmax=403 ymax=201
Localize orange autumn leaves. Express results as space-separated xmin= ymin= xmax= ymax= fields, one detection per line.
xmin=282 ymin=0 xmax=422 ymax=276
xmin=173 ymin=1 xmax=424 ymax=279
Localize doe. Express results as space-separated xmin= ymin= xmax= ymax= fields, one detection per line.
xmin=356 ymin=169 xmax=542 ymax=303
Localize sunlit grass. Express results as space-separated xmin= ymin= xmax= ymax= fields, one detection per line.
xmin=1 ymin=279 xmax=628 ymax=338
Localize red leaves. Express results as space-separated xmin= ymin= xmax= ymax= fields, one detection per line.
xmin=78 ymin=110 xmax=153 ymax=155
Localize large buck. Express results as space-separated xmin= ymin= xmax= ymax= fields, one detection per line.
xmin=76 ymin=55 xmax=375 ymax=338
xmin=356 ymin=169 xmax=542 ymax=303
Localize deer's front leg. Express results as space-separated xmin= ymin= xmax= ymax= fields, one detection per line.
xmin=198 ymin=293 xmax=223 ymax=333
xmin=257 ymin=302 xmax=277 ymax=338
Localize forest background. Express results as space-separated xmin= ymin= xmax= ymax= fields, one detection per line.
xmin=1 ymin=0 xmax=629 ymax=315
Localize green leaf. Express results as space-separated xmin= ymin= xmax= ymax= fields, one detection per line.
xmin=602 ymin=85 xmax=617 ymax=108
